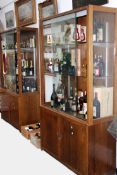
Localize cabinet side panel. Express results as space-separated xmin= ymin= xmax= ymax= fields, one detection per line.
xmin=19 ymin=93 xmax=40 ymax=127
xmin=89 ymin=121 xmax=116 ymax=175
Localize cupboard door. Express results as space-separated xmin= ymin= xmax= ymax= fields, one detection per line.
xmin=59 ymin=118 xmax=71 ymax=166
xmin=0 ymin=94 xmax=10 ymax=123
xmin=41 ymin=108 xmax=59 ymax=157
xmin=10 ymin=96 xmax=19 ymax=129
xmin=60 ymin=117 xmax=88 ymax=174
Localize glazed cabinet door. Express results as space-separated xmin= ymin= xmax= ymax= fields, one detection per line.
xmin=60 ymin=117 xmax=88 ymax=175
xmin=41 ymin=107 xmax=59 ymax=157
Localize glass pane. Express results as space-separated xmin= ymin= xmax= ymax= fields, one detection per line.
xmin=1 ymin=30 xmax=17 ymax=93
xmin=93 ymin=11 xmax=115 ymax=118
xmin=20 ymin=31 xmax=37 ymax=93
xmin=43 ymin=11 xmax=88 ymax=120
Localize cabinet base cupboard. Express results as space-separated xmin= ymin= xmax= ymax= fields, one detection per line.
xmin=0 ymin=91 xmax=40 ymax=130
xmin=41 ymin=106 xmax=116 ymax=175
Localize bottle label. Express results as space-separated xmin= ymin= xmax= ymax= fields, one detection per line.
xmin=29 ymin=70 xmax=33 ymax=76
xmin=22 ymin=71 xmax=26 ymax=76
xmin=97 ymin=28 xmax=103 ymax=42
xmin=72 ymin=104 xmax=77 ymax=112
xmin=54 ymin=64 xmax=59 ymax=72
xmin=27 ymin=86 xmax=30 ymax=91
xmin=83 ymin=103 xmax=87 ymax=114
xmin=93 ymin=34 xmax=96 ymax=42
xmin=95 ymin=68 xmax=100 ymax=76
xmin=51 ymin=100 xmax=54 ymax=107
xmin=93 ymin=106 xmax=96 ymax=117
xmin=16 ymin=68 xmax=18 ymax=75
xmin=57 ymin=93 xmax=62 ymax=102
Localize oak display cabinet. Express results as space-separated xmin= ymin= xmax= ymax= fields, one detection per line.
xmin=0 ymin=27 xmax=40 ymax=130
xmin=39 ymin=5 xmax=116 ymax=175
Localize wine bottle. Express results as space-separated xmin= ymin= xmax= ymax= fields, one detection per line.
xmin=93 ymin=92 xmax=100 ymax=118
xmin=29 ymin=60 xmax=34 ymax=76
xmin=51 ymin=84 xmax=58 ymax=108
xmin=65 ymin=99 xmax=70 ymax=112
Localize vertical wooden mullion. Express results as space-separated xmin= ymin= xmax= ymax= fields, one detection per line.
xmin=87 ymin=5 xmax=93 ymax=125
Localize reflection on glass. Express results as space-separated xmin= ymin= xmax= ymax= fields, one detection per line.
xmin=1 ymin=30 xmax=17 ymax=92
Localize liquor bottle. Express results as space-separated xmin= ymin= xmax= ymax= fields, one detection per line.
xmin=93 ymin=55 xmax=100 ymax=77
xmin=65 ymin=99 xmax=70 ymax=112
xmin=83 ymin=91 xmax=87 ymax=119
xmin=71 ymin=87 xmax=78 ymax=112
xmin=22 ymin=77 xmax=26 ymax=92
xmin=30 ymin=36 xmax=35 ymax=48
xmin=48 ymin=58 xmax=53 ymax=73
xmin=56 ymin=79 xmax=64 ymax=105
xmin=53 ymin=58 xmax=59 ymax=73
xmin=76 ymin=24 xmax=81 ymax=41
xmin=72 ymin=97 xmax=77 ymax=112
xmin=16 ymin=75 xmax=19 ymax=93
xmin=80 ymin=26 xmax=86 ymax=42
xmin=93 ymin=20 xmax=97 ymax=42
xmin=60 ymin=98 xmax=65 ymax=111
xmin=26 ymin=79 xmax=30 ymax=92
xmin=16 ymin=64 xmax=18 ymax=75
xmin=93 ymin=92 xmax=100 ymax=118
xmin=51 ymin=84 xmax=58 ymax=108
xmin=29 ymin=60 xmax=34 ymax=76
xmin=97 ymin=19 xmax=104 ymax=42
xmin=68 ymin=86 xmax=74 ymax=109
xmin=22 ymin=56 xmax=26 ymax=77
xmin=99 ymin=55 xmax=105 ymax=77
xmin=79 ymin=91 xmax=84 ymax=112
xmin=26 ymin=60 xmax=29 ymax=76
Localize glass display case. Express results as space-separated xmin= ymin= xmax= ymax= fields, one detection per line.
xmin=1 ymin=30 xmax=17 ymax=92
xmin=93 ymin=11 xmax=115 ymax=118
xmin=43 ymin=11 xmax=88 ymax=120
xmin=19 ymin=30 xmax=37 ymax=93
xmin=1 ymin=28 xmax=38 ymax=94
xmin=42 ymin=6 xmax=116 ymax=122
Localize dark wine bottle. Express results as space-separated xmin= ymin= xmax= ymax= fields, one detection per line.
xmin=83 ymin=91 xmax=87 ymax=119
xmin=51 ymin=84 xmax=58 ymax=108
xmin=93 ymin=92 xmax=100 ymax=118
